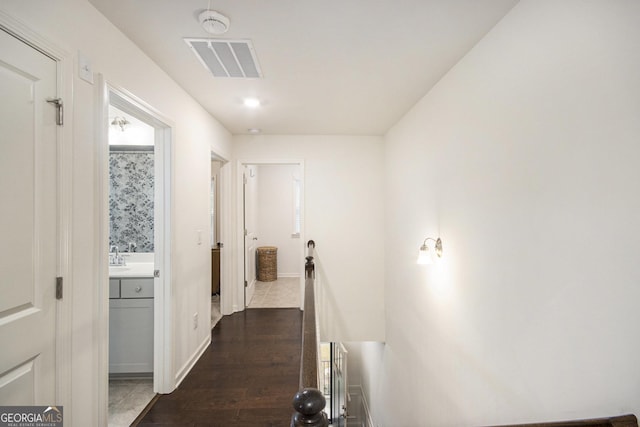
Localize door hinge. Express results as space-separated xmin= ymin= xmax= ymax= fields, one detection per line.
xmin=244 ymin=280 xmax=248 ymax=288
xmin=243 ymin=174 xmax=247 ymax=185
xmin=47 ymin=98 xmax=64 ymax=126
xmin=154 ymin=269 xmax=160 ymax=278
xmin=56 ymin=277 xmax=63 ymax=300
xmin=244 ymin=229 xmax=248 ymax=237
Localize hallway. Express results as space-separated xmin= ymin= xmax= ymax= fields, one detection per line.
xmin=135 ymin=308 xmax=302 ymax=426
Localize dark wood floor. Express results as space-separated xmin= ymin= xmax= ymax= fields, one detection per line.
xmin=136 ymin=308 xmax=302 ymax=427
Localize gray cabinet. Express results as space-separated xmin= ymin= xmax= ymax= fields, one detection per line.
xmin=109 ymin=278 xmax=154 ymax=374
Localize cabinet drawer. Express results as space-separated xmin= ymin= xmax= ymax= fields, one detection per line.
xmin=120 ymin=278 xmax=154 ymax=298
xmin=109 ymin=279 xmax=120 ymax=299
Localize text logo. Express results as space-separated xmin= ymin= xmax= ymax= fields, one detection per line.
xmin=0 ymin=406 xmax=63 ymax=427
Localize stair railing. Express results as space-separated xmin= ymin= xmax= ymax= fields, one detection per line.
xmin=291 ymin=240 xmax=328 ymax=427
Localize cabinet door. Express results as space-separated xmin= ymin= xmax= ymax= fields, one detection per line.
xmin=109 ymin=279 xmax=120 ymax=299
xmin=109 ymin=298 xmax=154 ymax=374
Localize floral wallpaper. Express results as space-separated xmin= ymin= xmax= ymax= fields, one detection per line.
xmin=109 ymin=150 xmax=154 ymax=252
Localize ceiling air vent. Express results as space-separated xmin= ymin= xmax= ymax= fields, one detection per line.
xmin=185 ymin=38 xmax=262 ymax=78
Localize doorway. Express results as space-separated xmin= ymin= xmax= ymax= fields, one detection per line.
xmin=97 ymin=82 xmax=173 ymax=426
xmin=210 ymin=154 xmax=226 ymax=329
xmin=237 ymin=160 xmax=305 ymax=310
xmin=107 ymin=102 xmax=156 ymax=425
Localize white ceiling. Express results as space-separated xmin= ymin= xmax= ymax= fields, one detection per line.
xmin=88 ymin=0 xmax=518 ymax=136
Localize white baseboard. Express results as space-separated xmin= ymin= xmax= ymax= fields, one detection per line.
xmin=361 ymin=386 xmax=375 ymax=427
xmin=349 ymin=384 xmax=375 ymax=427
xmin=277 ymin=273 xmax=300 ymax=278
xmin=174 ymin=334 xmax=211 ymax=388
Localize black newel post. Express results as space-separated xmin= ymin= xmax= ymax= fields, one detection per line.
xmin=305 ymin=240 xmax=315 ymax=278
xmin=291 ymin=388 xmax=328 ymax=427
xmin=305 ymin=256 xmax=314 ymax=279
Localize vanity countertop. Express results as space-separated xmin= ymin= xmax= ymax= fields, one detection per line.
xmin=109 ymin=262 xmax=153 ymax=277
xmin=108 ymin=253 xmax=155 ymax=278
xmin=109 ymin=262 xmax=154 ymax=278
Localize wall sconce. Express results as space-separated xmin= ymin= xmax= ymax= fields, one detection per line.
xmin=111 ymin=116 xmax=130 ymax=132
xmin=417 ymin=237 xmax=443 ymax=265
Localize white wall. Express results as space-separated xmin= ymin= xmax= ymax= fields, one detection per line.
xmin=357 ymin=1 xmax=640 ymax=426
xmin=257 ymin=164 xmax=301 ymax=277
xmin=233 ymin=135 xmax=385 ymax=342
xmin=0 ymin=1 xmax=231 ymax=425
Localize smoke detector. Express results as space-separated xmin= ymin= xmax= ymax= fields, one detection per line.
xmin=199 ymin=10 xmax=230 ymax=35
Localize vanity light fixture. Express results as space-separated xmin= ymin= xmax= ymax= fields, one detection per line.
xmin=111 ymin=116 xmax=130 ymax=132
xmin=417 ymin=237 xmax=443 ymax=265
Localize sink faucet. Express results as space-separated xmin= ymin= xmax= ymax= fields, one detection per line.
xmin=109 ymin=245 xmax=126 ymax=266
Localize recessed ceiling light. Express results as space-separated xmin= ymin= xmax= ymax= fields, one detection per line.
xmin=243 ymin=98 xmax=261 ymax=109
xmin=247 ymin=128 xmax=262 ymax=134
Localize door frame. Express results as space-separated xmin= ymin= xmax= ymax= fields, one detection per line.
xmin=0 ymin=9 xmax=73 ymax=414
xmin=210 ymin=153 xmax=231 ymax=317
xmin=242 ymin=165 xmax=258 ymax=308
xmin=235 ymin=159 xmax=306 ymax=311
xmin=95 ymin=80 xmax=175 ymax=422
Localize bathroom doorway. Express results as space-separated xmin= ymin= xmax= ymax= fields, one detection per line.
xmin=107 ymin=102 xmax=156 ymax=426
xmin=236 ymin=160 xmax=305 ymax=310
xmin=97 ymin=81 xmax=174 ymax=426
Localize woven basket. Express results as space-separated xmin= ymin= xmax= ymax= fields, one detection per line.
xmin=257 ymin=246 xmax=277 ymax=282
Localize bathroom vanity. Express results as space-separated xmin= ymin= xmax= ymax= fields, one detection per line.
xmin=109 ymin=256 xmax=154 ymax=375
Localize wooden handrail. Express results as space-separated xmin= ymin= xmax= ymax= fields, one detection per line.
xmin=291 ymin=240 xmax=328 ymax=427
xmin=487 ymin=414 xmax=638 ymax=427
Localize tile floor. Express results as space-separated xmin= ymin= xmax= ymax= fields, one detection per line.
xmin=108 ymin=377 xmax=155 ymax=427
xmin=211 ymin=293 xmax=222 ymax=329
xmin=248 ymin=277 xmax=301 ymax=308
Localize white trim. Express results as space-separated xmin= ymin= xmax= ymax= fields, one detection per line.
xmin=278 ymin=273 xmax=301 ymax=278
xmin=95 ymin=81 xmax=176 ymax=425
xmin=235 ymin=159 xmax=307 ymax=313
xmin=292 ymin=175 xmax=301 ymax=236
xmin=94 ymin=74 xmax=110 ymax=427
xmin=153 ymin=124 xmax=174 ymax=394
xmin=173 ymin=334 xmax=211 ymax=389
xmin=0 ymin=10 xmax=74 ymax=421
xmin=348 ymin=384 xmax=376 ymax=427
xmin=217 ymin=162 xmax=235 ymax=316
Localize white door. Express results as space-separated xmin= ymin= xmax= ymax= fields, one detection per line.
xmin=243 ymin=166 xmax=258 ymax=306
xmin=0 ymin=29 xmax=59 ymax=405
